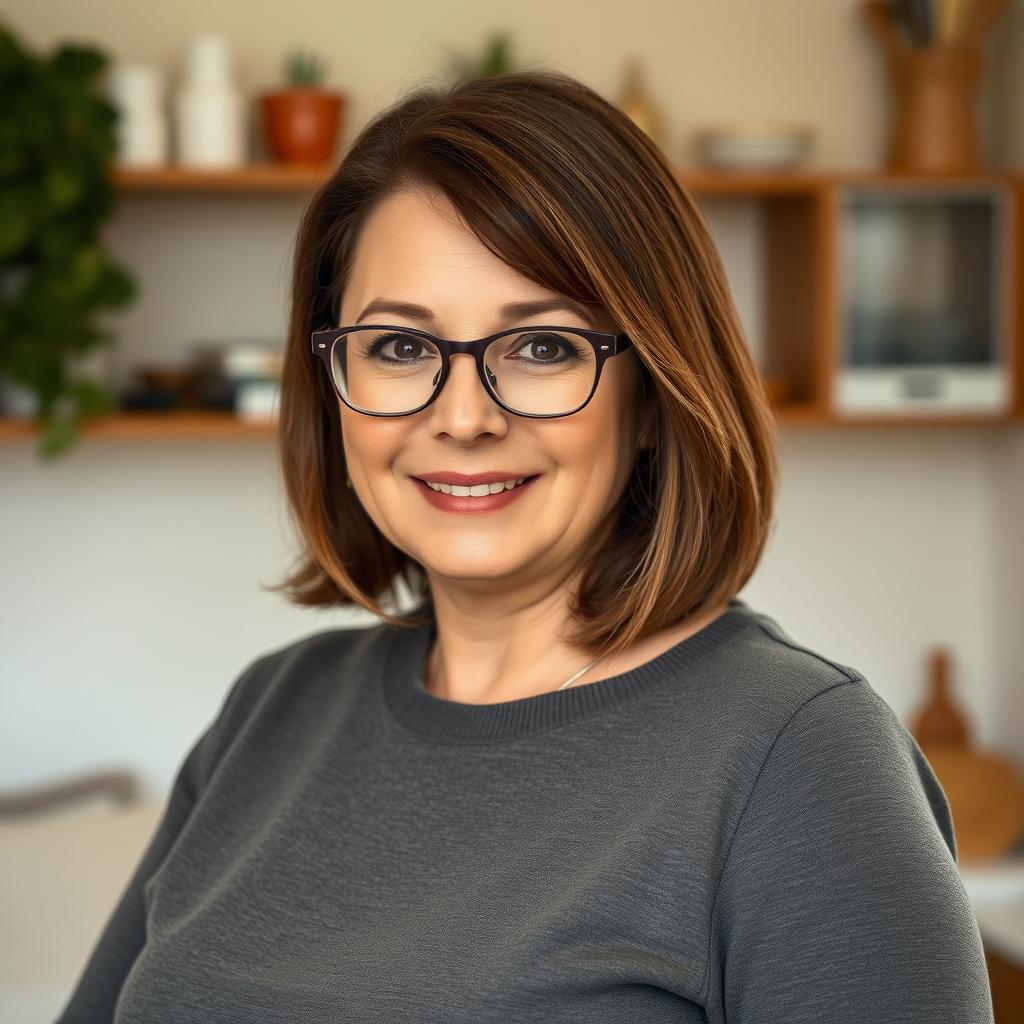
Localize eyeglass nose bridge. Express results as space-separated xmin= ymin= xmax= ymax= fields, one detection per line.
xmin=429 ymin=336 xmax=520 ymax=411
xmin=311 ymin=323 xmax=634 ymax=419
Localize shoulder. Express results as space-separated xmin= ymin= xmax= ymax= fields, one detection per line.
xmin=170 ymin=619 xmax=393 ymax=804
xmin=722 ymin=600 xmax=866 ymax=700
xmin=246 ymin=618 xmax=389 ymax=681
xmin=695 ymin=602 xmax=946 ymax=839
xmin=706 ymin=604 xmax=957 ymax=863
xmin=707 ymin=608 xmax=961 ymax=903
xmin=689 ymin=601 xmax=886 ymax=755
xmin=195 ymin=619 xmax=390 ymax=771
xmin=701 ymin=611 xmax=986 ymax=1020
xmin=230 ymin=618 xmax=390 ymax=714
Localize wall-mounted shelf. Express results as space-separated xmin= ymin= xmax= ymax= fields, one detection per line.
xmin=109 ymin=163 xmax=1024 ymax=195
xmin=111 ymin=162 xmax=330 ymax=192
xmin=0 ymin=411 xmax=277 ymax=440
xmin=682 ymin=169 xmax=1024 ymax=426
xmin=2 ymin=166 xmax=1021 ymax=442
xmin=1 ymin=404 xmax=1021 ymax=442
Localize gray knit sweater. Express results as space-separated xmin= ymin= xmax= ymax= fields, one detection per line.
xmin=56 ymin=597 xmax=994 ymax=1022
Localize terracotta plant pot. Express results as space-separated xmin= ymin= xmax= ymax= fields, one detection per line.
xmin=260 ymin=88 xmax=344 ymax=165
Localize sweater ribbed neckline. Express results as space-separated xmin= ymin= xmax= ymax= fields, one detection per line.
xmin=379 ymin=597 xmax=758 ymax=744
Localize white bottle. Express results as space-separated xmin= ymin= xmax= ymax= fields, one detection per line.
xmin=173 ymin=34 xmax=246 ymax=167
xmin=105 ymin=64 xmax=168 ymax=166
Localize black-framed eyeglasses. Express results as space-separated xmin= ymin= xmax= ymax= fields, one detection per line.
xmin=310 ymin=323 xmax=634 ymax=418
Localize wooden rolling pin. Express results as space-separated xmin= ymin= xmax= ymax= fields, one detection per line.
xmin=910 ymin=647 xmax=1024 ymax=865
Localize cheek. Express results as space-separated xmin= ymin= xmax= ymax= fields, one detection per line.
xmin=339 ymin=405 xmax=407 ymax=475
xmin=559 ymin=374 xmax=637 ymax=469
xmin=534 ymin=405 xmax=632 ymax=494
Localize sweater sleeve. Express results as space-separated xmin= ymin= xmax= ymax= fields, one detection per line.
xmin=703 ymin=679 xmax=994 ymax=1024
xmin=54 ymin=661 xmax=258 ymax=1024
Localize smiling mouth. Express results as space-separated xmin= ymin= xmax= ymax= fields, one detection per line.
xmin=416 ymin=475 xmax=540 ymax=496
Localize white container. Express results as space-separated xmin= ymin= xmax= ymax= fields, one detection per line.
xmin=104 ymin=64 xmax=169 ymax=166
xmin=173 ymin=34 xmax=246 ymax=167
xmin=694 ymin=121 xmax=814 ymax=170
xmin=0 ymin=374 xmax=38 ymax=419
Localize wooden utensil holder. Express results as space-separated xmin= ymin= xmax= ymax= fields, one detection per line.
xmin=863 ymin=0 xmax=1006 ymax=174
xmin=884 ymin=45 xmax=982 ymax=173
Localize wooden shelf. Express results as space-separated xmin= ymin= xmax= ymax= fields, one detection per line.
xmin=111 ymin=163 xmax=331 ymax=192
xmin=109 ymin=163 xmax=1024 ymax=196
xmin=0 ymin=411 xmax=277 ymax=440
xmin=778 ymin=409 xmax=1024 ymax=428
xmin=1 ymin=405 xmax=1021 ymax=442
xmin=680 ymin=167 xmax=1024 ymax=194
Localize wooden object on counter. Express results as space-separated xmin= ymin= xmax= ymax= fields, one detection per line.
xmin=910 ymin=647 xmax=1024 ymax=864
xmin=985 ymin=944 xmax=1024 ymax=1024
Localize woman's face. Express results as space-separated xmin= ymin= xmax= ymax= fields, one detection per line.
xmin=337 ymin=185 xmax=650 ymax=594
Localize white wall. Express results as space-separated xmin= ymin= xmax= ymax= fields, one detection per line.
xmin=2 ymin=0 xmax=1023 ymax=802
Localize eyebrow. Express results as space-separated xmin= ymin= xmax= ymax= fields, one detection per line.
xmin=354 ymin=296 xmax=595 ymax=326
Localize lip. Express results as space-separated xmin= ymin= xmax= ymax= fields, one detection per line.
xmin=413 ymin=474 xmax=541 ymax=514
xmin=413 ymin=471 xmax=537 ymax=486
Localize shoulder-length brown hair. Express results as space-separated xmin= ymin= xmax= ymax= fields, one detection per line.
xmin=266 ymin=69 xmax=778 ymax=662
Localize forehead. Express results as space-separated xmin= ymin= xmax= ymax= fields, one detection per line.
xmin=341 ymin=188 xmax=539 ymax=319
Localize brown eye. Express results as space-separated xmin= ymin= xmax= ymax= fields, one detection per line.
xmin=510 ymin=332 xmax=585 ymax=364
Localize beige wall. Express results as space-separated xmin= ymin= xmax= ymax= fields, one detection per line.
xmin=8 ymin=0 xmax=1023 ymax=169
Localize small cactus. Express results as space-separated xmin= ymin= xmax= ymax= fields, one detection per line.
xmin=284 ymin=49 xmax=326 ymax=87
xmin=447 ymin=31 xmax=516 ymax=83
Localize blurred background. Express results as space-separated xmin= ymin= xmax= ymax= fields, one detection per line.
xmin=2 ymin=0 xmax=1024 ymax=1020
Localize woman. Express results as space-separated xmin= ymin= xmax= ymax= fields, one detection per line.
xmin=59 ymin=71 xmax=993 ymax=1023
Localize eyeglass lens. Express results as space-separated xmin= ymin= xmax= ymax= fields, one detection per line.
xmin=330 ymin=328 xmax=598 ymax=415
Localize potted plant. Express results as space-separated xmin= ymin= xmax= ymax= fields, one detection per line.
xmin=0 ymin=21 xmax=137 ymax=459
xmin=260 ymin=49 xmax=345 ymax=165
xmin=446 ymin=31 xmax=518 ymax=83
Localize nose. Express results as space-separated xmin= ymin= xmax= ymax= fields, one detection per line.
xmin=427 ymin=352 xmax=508 ymax=436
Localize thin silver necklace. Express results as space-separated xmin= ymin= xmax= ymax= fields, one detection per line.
xmin=425 ymin=647 xmax=603 ymax=694
xmin=557 ymin=655 xmax=602 ymax=690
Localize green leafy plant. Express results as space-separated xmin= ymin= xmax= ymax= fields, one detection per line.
xmin=446 ymin=31 xmax=518 ymax=83
xmin=284 ymin=49 xmax=327 ymax=87
xmin=0 ymin=21 xmax=137 ymax=459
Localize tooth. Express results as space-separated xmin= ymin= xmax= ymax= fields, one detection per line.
xmin=425 ymin=478 xmax=525 ymax=495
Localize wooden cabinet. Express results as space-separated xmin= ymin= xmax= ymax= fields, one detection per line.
xmin=686 ymin=168 xmax=1023 ymax=429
